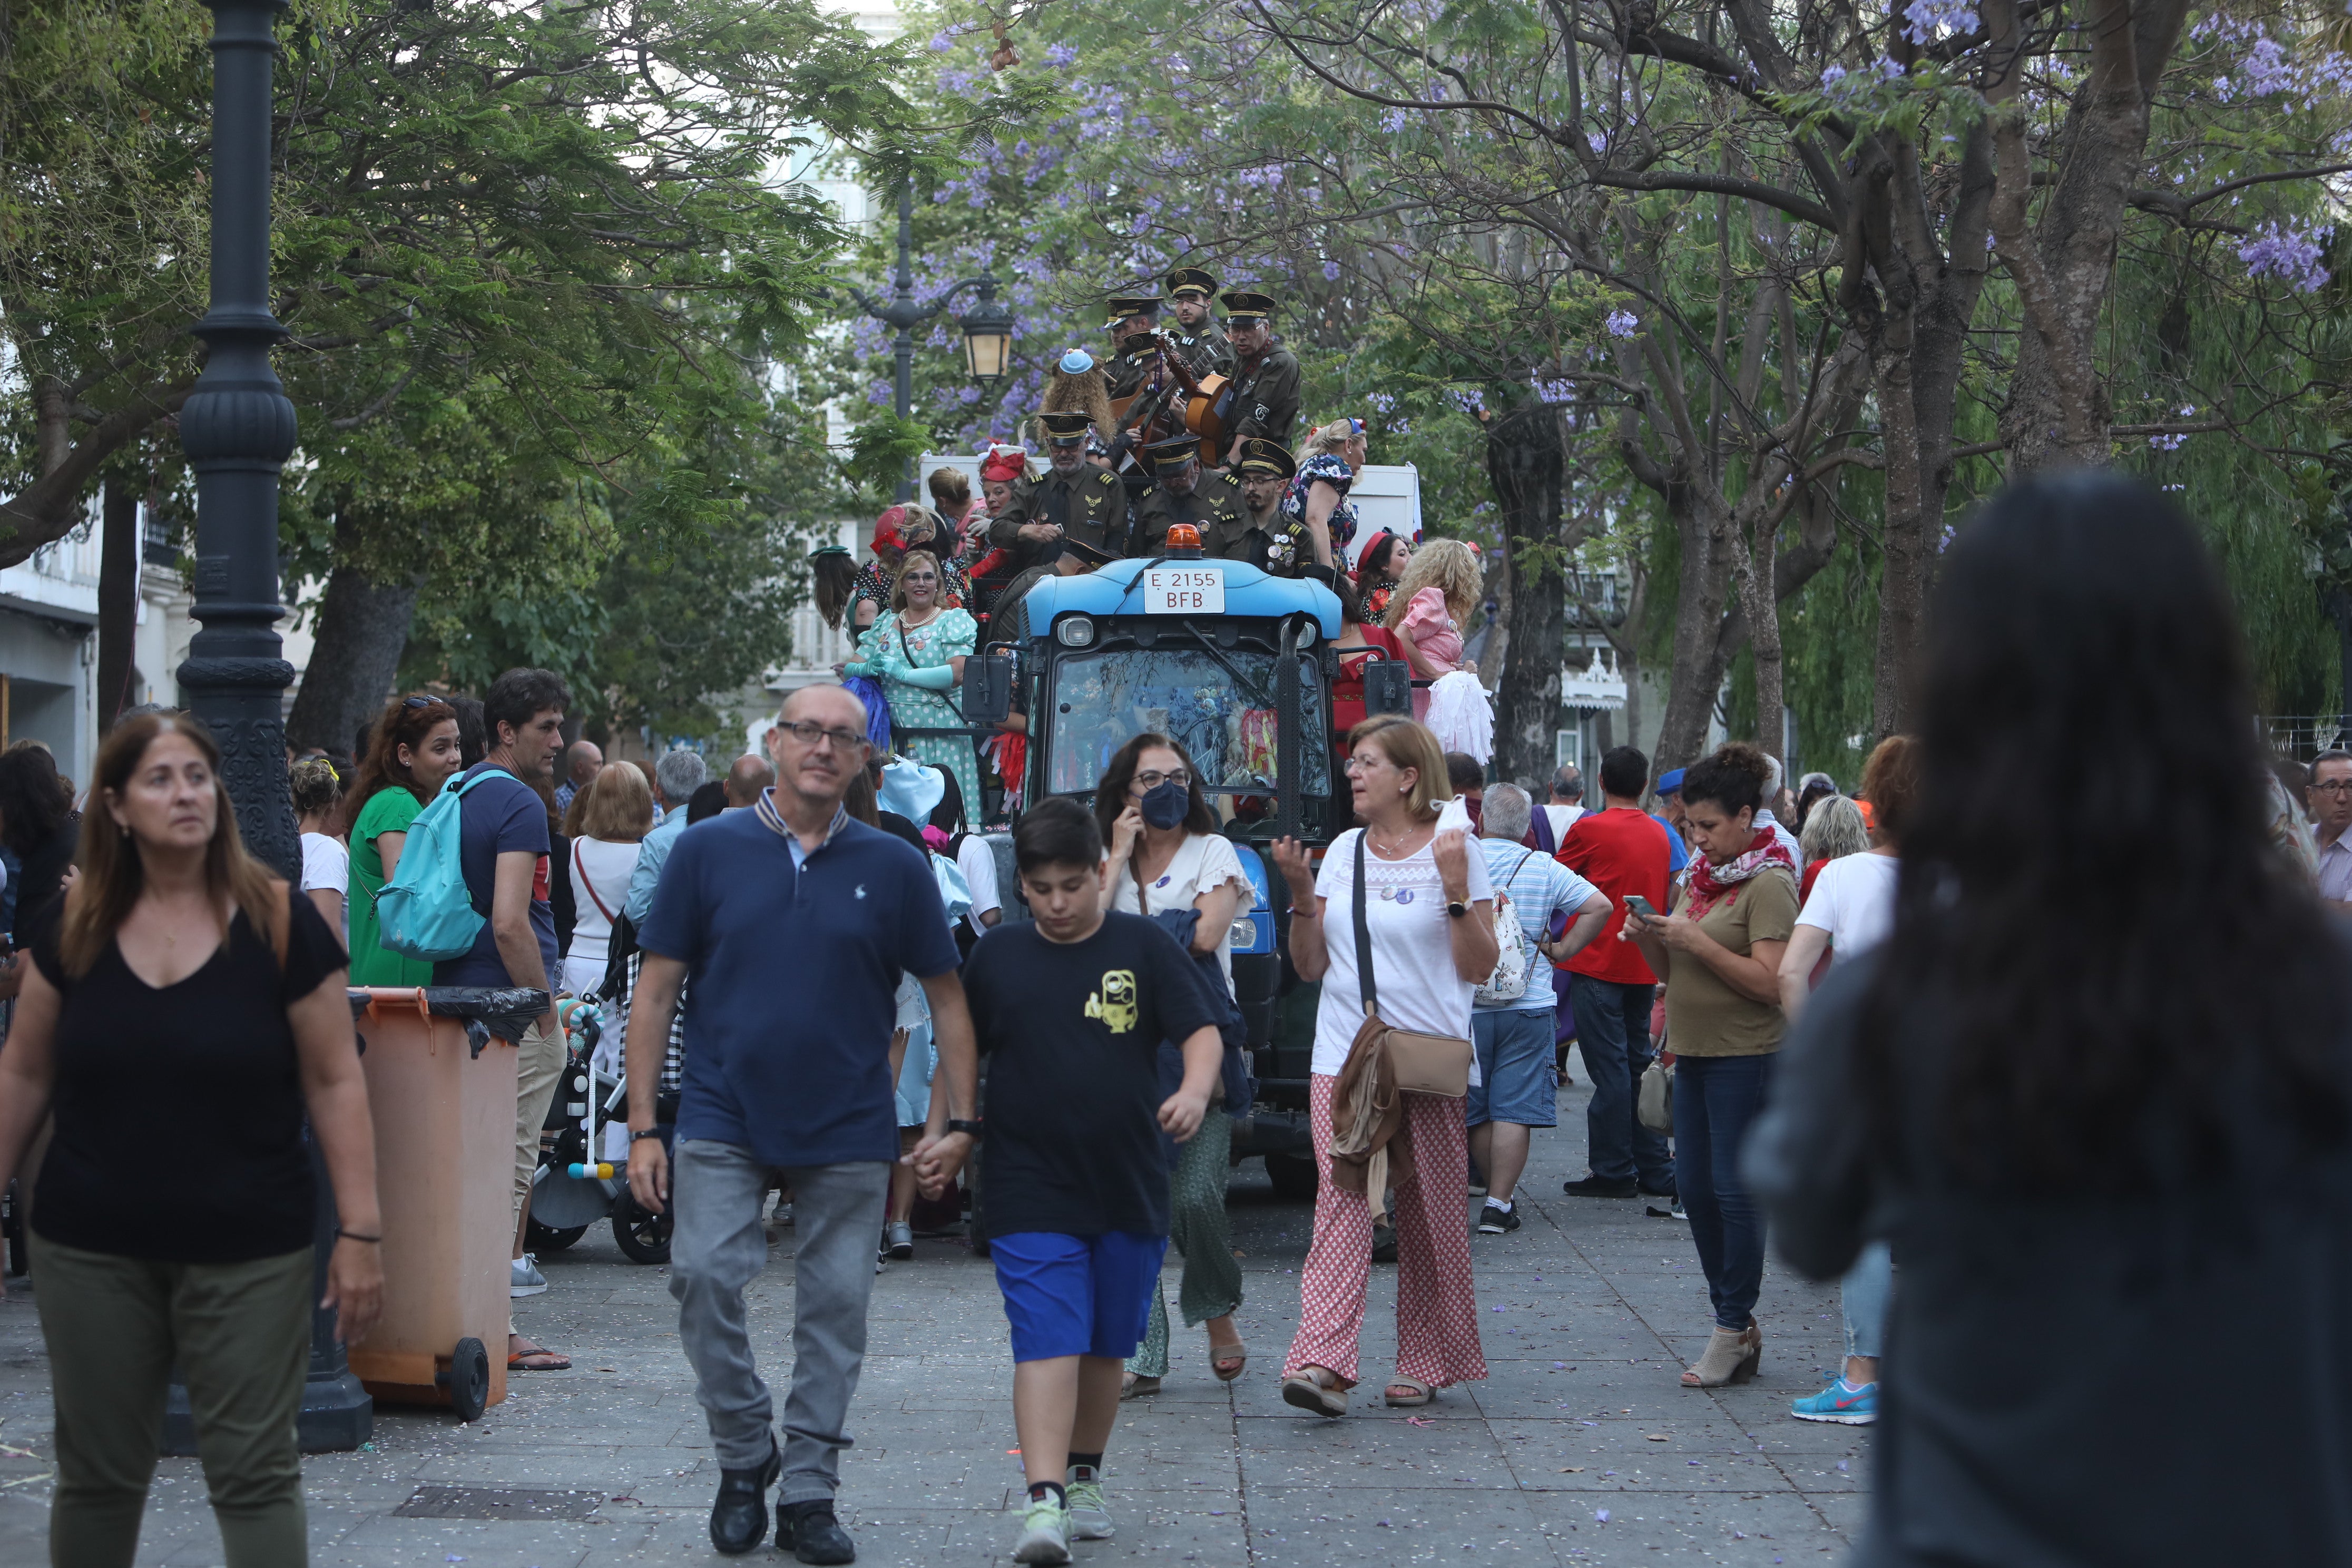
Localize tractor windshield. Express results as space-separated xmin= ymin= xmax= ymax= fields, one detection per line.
xmin=1044 ymin=646 xmax=1330 ymax=807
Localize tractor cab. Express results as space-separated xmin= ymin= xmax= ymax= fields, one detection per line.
xmin=958 ymin=528 xmax=1348 ymax=1191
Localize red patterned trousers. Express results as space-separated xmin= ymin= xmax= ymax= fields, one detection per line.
xmin=1282 ymin=1073 xmax=1488 ymax=1389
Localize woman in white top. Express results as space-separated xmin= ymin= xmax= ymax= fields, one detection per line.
xmin=1096 ymin=733 xmax=1255 ymax=1394
xmin=562 ymin=762 xmax=654 ymax=998
xmin=290 ymin=757 xmax=347 ymax=938
xmin=1773 ymin=736 xmax=1918 ymax=1429
xmin=1270 ymin=715 xmax=1498 ymax=1415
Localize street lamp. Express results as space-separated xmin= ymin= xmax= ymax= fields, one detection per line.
xmin=163 ymin=0 xmax=374 ymax=1456
xmin=847 ymin=183 xmax=1017 ymax=501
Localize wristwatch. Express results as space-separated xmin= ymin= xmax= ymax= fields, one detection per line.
xmin=947 ymin=1119 xmax=984 ymax=1138
xmin=630 ymin=1128 xmax=663 ymax=1143
xmin=1446 ymin=900 xmax=1469 ymax=919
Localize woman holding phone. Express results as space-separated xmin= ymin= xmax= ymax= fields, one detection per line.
xmin=1621 ymin=742 xmax=1797 ymax=1389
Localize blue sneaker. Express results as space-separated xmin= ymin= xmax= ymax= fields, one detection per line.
xmin=1791 ymin=1377 xmax=1877 ymax=1425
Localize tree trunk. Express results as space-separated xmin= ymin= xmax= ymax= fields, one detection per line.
xmin=285 ymin=509 xmax=422 ymax=758
xmin=97 ymin=469 xmax=140 ymax=734
xmin=1488 ymin=402 xmax=1566 ymax=784
xmin=1652 ymin=489 xmax=1741 ymax=771
xmin=1737 ymin=508 xmax=1783 ymax=755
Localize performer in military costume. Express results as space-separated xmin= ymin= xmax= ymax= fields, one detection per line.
xmin=1219 ymin=290 xmax=1301 ymax=466
xmin=1207 ymin=437 xmax=1318 ymax=578
xmin=1162 ymin=267 xmax=1233 ymax=380
xmin=1130 ymin=433 xmax=1246 ymax=556
xmin=990 ymin=410 xmax=1129 ymax=573
xmin=1102 ymin=295 xmax=1163 ymax=400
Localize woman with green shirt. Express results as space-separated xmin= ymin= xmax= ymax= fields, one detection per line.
xmin=1622 ymin=742 xmax=1796 ymax=1390
xmin=339 ymin=694 xmax=464 ymax=985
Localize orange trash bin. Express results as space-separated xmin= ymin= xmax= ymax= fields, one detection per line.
xmin=345 ymin=986 xmax=529 ymax=1420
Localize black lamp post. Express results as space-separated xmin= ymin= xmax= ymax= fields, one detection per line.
xmin=161 ymin=0 xmax=374 ymax=1456
xmin=848 ymin=183 xmax=1016 ymax=502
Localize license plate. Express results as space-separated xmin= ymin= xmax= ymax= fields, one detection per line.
xmin=1143 ymin=567 xmax=1224 ymax=614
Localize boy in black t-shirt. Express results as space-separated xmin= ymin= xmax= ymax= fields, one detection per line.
xmin=915 ymin=798 xmax=1222 ymax=1565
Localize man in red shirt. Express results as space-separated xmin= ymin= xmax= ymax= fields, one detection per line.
xmin=1555 ymin=745 xmax=1677 ymax=1200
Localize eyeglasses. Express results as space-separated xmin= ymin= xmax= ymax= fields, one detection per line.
xmin=2314 ymin=779 xmax=2352 ymax=794
xmin=1133 ymin=769 xmax=1192 ymax=790
xmin=780 ymin=720 xmax=869 ymax=753
xmin=1344 ymin=755 xmax=1387 ymax=776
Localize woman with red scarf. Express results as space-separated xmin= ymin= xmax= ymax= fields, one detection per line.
xmin=1619 ymin=742 xmax=1796 ymax=1390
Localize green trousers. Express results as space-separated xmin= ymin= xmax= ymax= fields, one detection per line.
xmin=1127 ymin=1105 xmax=1242 ymax=1379
xmin=31 ymin=1236 xmax=312 ymax=1568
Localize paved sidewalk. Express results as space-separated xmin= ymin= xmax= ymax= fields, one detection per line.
xmin=0 ymin=1076 xmax=1866 ymax=1565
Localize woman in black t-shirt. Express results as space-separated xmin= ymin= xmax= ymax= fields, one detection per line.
xmin=0 ymin=712 xmax=383 ymax=1566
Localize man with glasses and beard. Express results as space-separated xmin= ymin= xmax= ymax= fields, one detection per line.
xmin=991 ymin=411 xmax=1130 ymax=574
xmin=624 ymin=685 xmax=979 ymax=1563
xmin=1207 ymin=437 xmax=1319 ymax=580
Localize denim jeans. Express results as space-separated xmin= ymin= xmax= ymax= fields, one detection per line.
xmin=1567 ymin=974 xmax=1672 ymax=1188
xmin=1672 ymin=1052 xmax=1776 ymax=1331
xmin=1841 ymin=1241 xmax=1892 ymax=1363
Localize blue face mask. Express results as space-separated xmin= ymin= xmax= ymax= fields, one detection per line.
xmin=1140 ymin=779 xmax=1191 ymax=830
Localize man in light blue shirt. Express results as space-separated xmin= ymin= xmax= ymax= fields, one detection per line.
xmin=624 ymin=748 xmax=711 ymax=924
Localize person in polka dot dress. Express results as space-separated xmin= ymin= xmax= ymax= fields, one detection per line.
xmin=1268 ymin=716 xmax=1498 ymax=1413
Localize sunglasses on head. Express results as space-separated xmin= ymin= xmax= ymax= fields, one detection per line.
xmin=403 ymin=695 xmax=437 ymax=709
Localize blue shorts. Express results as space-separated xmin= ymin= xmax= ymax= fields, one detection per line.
xmin=991 ymin=1231 xmax=1169 ymax=1363
xmin=1466 ymin=1008 xmax=1561 ymax=1129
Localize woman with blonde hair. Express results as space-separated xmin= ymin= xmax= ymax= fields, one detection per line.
xmin=1386 ymin=538 xmax=1494 ymax=761
xmin=562 ymin=762 xmax=655 ymax=997
xmin=0 ymin=711 xmax=381 ymax=1563
xmin=843 ymin=546 xmax=982 ymax=817
xmin=1268 ymin=715 xmax=1500 ymax=1415
xmin=1281 ymin=417 xmax=1369 ymax=570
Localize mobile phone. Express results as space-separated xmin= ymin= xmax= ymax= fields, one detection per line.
xmin=1622 ymin=894 xmax=1661 ymax=923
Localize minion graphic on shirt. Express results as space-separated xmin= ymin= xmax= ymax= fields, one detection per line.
xmin=1085 ymin=970 xmax=1139 ymax=1034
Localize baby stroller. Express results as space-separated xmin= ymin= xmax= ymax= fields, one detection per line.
xmin=526 ymin=996 xmax=675 ymax=1265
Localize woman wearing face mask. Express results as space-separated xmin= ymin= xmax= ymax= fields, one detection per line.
xmin=1097 ymin=733 xmax=1253 ymax=1396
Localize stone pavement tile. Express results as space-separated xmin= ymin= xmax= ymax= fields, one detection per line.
xmin=1237 ymin=1412 xmax=1517 ymax=1491
xmin=942 ymin=1505 xmax=1251 ymax=1563
xmin=1242 ymin=1485 xmax=1561 ymax=1564
xmin=1529 ymin=1489 xmax=1849 ymax=1564
xmin=838 ymin=1445 xmax=1013 ymax=1510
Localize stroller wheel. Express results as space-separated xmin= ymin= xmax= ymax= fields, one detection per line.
xmin=525 ymin=1218 xmax=589 ymax=1253
xmin=611 ymin=1191 xmax=672 ymax=1265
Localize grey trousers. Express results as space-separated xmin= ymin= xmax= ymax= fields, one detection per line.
xmin=669 ymin=1140 xmax=890 ymax=1504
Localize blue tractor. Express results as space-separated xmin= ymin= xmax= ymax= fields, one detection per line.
xmin=958 ymin=532 xmax=1357 ymax=1199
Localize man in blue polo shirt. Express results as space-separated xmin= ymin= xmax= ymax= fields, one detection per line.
xmin=624 ymin=683 xmax=976 ymax=1565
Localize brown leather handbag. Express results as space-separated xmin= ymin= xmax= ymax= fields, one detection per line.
xmin=1351 ymin=831 xmax=1473 ymax=1098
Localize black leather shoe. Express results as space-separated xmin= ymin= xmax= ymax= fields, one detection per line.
xmin=1562 ymin=1175 xmax=1638 ymax=1199
xmin=709 ymin=1440 xmax=781 ymax=1555
xmin=1638 ymin=1179 xmax=1678 ymax=1200
xmin=779 ymin=1500 xmax=858 ymax=1565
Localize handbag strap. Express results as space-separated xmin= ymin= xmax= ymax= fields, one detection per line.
xmin=1353 ymin=829 xmax=1378 ymax=1020
xmin=897 ymin=616 xmax=967 ymax=722
xmin=574 ymin=839 xmax=621 ymax=926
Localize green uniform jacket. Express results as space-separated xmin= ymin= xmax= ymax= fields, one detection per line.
xmin=991 ymin=465 xmax=1130 ymax=570
xmin=1165 ymin=325 xmax=1235 ymax=380
xmin=1227 ymin=346 xmax=1302 ymax=457
xmin=1106 ymin=346 xmax=1160 ymax=401
xmin=1130 ymin=471 xmax=1246 ymax=557
xmin=1203 ymin=507 xmax=1311 ymax=576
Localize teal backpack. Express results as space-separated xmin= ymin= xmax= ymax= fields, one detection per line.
xmin=374 ymin=768 xmax=501 ymax=964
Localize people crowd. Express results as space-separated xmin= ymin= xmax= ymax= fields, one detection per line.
xmin=0 ymin=355 xmax=2346 ymax=1568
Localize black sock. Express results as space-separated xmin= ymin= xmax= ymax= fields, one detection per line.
xmin=1067 ymin=1451 xmax=1103 ymax=1477
xmin=1028 ymin=1481 xmax=1067 ymax=1508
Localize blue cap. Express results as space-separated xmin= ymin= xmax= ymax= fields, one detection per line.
xmin=1655 ymin=767 xmax=1685 ymax=796
xmin=1059 ymin=349 xmax=1095 ymax=374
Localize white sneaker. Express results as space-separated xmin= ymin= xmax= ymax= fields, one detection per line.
xmin=510 ymin=1255 xmax=548 ymax=1297
xmin=1064 ymin=1469 xmax=1114 ymax=1540
xmin=1013 ymin=1496 xmax=1071 ymax=1564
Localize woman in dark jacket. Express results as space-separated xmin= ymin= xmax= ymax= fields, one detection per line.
xmin=0 ymin=743 xmax=81 ymax=938
xmin=1747 ymin=472 xmax=2352 ymax=1565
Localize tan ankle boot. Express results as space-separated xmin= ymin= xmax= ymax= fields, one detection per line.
xmin=1680 ymin=1323 xmax=1763 ymax=1388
